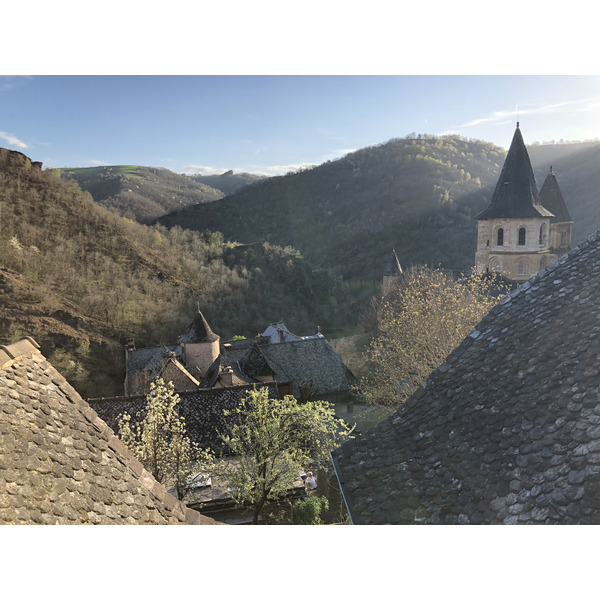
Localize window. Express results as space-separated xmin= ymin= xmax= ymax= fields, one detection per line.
xmin=560 ymin=231 xmax=568 ymax=246
xmin=518 ymin=227 xmax=526 ymax=246
xmin=518 ymin=261 xmax=525 ymax=275
xmin=539 ymin=224 xmax=546 ymax=246
xmin=497 ymin=228 xmax=504 ymax=246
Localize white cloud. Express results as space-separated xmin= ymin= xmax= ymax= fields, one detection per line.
xmin=448 ymin=97 xmax=600 ymax=134
xmin=0 ymin=131 xmax=28 ymax=149
xmin=85 ymin=159 xmax=110 ymax=166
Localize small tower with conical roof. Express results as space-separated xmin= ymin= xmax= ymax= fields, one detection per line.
xmin=475 ymin=123 xmax=557 ymax=281
xmin=178 ymin=311 xmax=220 ymax=378
xmin=539 ymin=166 xmax=573 ymax=257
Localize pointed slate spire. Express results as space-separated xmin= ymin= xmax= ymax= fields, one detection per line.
xmin=539 ymin=166 xmax=572 ymax=223
xmin=384 ymin=248 xmax=404 ymax=278
xmin=179 ymin=311 xmax=220 ymax=344
xmin=476 ymin=124 xmax=554 ymax=220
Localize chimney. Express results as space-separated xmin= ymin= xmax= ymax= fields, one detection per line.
xmin=219 ymin=365 xmax=234 ymax=386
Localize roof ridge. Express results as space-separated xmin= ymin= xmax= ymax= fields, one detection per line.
xmin=0 ymin=337 xmax=40 ymax=370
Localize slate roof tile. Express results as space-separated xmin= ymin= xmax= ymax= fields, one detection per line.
xmin=0 ymin=339 xmax=220 ymax=525
xmin=333 ymin=230 xmax=600 ymax=524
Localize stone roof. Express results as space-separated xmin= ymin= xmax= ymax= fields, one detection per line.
xmin=476 ymin=124 xmax=554 ymax=220
xmin=89 ymin=382 xmax=280 ymax=454
xmin=179 ymin=311 xmax=220 ymax=344
xmin=333 ymin=231 xmax=600 ymax=524
xmin=256 ymin=338 xmax=355 ymax=400
xmin=0 ymin=338 xmax=218 ymax=524
xmin=539 ymin=166 xmax=573 ymax=223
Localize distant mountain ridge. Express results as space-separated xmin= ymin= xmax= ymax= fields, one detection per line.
xmin=188 ymin=170 xmax=266 ymax=196
xmin=51 ymin=164 xmax=225 ymax=223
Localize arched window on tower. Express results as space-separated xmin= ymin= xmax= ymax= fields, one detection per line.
xmin=539 ymin=223 xmax=546 ymax=246
xmin=518 ymin=227 xmax=526 ymax=246
xmin=497 ymin=228 xmax=504 ymax=246
xmin=518 ymin=261 xmax=525 ymax=275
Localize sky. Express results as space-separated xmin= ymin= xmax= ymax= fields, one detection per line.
xmin=2 ymin=75 xmax=600 ymax=176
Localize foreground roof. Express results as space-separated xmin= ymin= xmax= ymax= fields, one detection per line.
xmin=476 ymin=124 xmax=554 ymax=220
xmin=334 ymin=231 xmax=600 ymax=524
xmin=0 ymin=338 xmax=217 ymax=524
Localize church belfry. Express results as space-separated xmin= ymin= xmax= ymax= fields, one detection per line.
xmin=474 ymin=123 xmax=569 ymax=282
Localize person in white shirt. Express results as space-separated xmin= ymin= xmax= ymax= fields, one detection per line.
xmin=305 ymin=472 xmax=317 ymax=491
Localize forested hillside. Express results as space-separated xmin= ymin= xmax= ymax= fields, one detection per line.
xmin=157 ymin=135 xmax=507 ymax=279
xmin=0 ymin=149 xmax=349 ymax=397
xmin=156 ymin=135 xmax=600 ymax=281
xmin=52 ymin=165 xmax=225 ymax=223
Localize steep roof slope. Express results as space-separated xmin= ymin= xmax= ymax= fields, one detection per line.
xmin=0 ymin=338 xmax=218 ymax=524
xmin=476 ymin=124 xmax=554 ymax=220
xmin=333 ymin=231 xmax=600 ymax=524
xmin=539 ymin=166 xmax=573 ymax=223
xmin=179 ymin=311 xmax=220 ymax=344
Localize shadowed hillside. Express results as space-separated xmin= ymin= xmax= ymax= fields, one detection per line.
xmin=188 ymin=169 xmax=265 ymax=196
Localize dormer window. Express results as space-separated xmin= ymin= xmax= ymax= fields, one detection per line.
xmin=518 ymin=227 xmax=526 ymax=246
xmin=497 ymin=228 xmax=504 ymax=246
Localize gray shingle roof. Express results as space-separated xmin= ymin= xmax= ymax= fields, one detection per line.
xmin=0 ymin=338 xmax=217 ymax=524
xmin=89 ymin=382 xmax=280 ymax=454
xmin=333 ymin=231 xmax=600 ymax=524
xmin=476 ymin=124 xmax=554 ymax=220
xmin=257 ymin=338 xmax=355 ymax=400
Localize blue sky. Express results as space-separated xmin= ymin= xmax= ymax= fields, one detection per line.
xmin=2 ymin=75 xmax=600 ymax=176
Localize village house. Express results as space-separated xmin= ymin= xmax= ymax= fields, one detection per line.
xmin=333 ymin=229 xmax=600 ymax=524
xmin=124 ymin=311 xmax=355 ymax=404
xmin=0 ymin=337 xmax=219 ymax=524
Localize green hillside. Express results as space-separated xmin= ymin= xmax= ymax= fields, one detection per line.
xmin=157 ymin=135 xmax=505 ymax=278
xmin=51 ymin=164 xmax=225 ymax=223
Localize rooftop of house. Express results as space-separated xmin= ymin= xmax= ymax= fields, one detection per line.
xmin=476 ymin=124 xmax=555 ymax=221
xmin=254 ymin=337 xmax=355 ymax=400
xmin=0 ymin=338 xmax=219 ymax=524
xmin=88 ymin=381 xmax=280 ymax=454
xmin=333 ymin=229 xmax=600 ymax=524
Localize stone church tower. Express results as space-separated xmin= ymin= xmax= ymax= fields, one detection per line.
xmin=475 ymin=123 xmax=570 ymax=282
xmin=178 ymin=311 xmax=220 ymax=378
